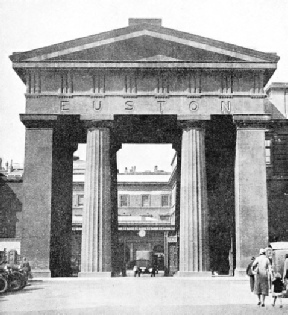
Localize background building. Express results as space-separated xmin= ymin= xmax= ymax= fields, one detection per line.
xmin=71 ymin=156 xmax=178 ymax=275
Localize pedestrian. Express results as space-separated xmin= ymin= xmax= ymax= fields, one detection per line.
xmin=271 ymin=272 xmax=284 ymax=308
xmin=246 ymin=256 xmax=255 ymax=293
xmin=252 ymin=248 xmax=271 ymax=307
xmin=133 ymin=265 xmax=138 ymax=277
xmin=121 ymin=262 xmax=126 ymax=277
xmin=283 ymin=254 xmax=288 ymax=280
xmin=151 ymin=267 xmax=156 ymax=277
xmin=21 ymin=257 xmax=31 ymax=285
xmin=265 ymin=245 xmax=273 ymax=292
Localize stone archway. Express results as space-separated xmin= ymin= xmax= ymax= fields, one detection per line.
xmin=11 ymin=19 xmax=277 ymax=277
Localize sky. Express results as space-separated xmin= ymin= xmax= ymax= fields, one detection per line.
xmin=0 ymin=0 xmax=287 ymax=172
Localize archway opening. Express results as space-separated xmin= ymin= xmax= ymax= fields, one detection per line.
xmin=116 ymin=143 xmax=177 ymax=277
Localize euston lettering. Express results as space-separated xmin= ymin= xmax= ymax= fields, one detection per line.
xmin=125 ymin=100 xmax=134 ymax=110
xmin=189 ymin=101 xmax=199 ymax=111
xmin=93 ymin=100 xmax=102 ymax=111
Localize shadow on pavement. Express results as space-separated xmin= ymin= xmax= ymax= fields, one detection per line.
xmin=0 ymin=304 xmax=285 ymax=315
xmin=0 ymin=284 xmax=43 ymax=301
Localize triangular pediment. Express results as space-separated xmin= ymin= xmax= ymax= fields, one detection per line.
xmin=10 ymin=21 xmax=279 ymax=63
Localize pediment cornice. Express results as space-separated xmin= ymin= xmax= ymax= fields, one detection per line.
xmin=10 ymin=22 xmax=279 ymax=64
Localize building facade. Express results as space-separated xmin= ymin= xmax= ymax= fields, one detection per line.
xmin=8 ymin=18 xmax=281 ymax=277
xmin=71 ymin=158 xmax=178 ymax=275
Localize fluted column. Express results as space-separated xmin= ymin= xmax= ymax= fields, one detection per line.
xmin=79 ymin=128 xmax=112 ymax=277
xmin=177 ymin=126 xmax=210 ymax=276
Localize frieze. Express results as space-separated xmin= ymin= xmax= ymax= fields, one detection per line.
xmin=25 ymin=94 xmax=267 ymax=117
xmin=90 ymin=98 xmax=224 ymax=114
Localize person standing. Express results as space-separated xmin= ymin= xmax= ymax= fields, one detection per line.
xmin=265 ymin=245 xmax=273 ymax=292
xmin=246 ymin=257 xmax=255 ymax=293
xmin=283 ymin=254 xmax=288 ymax=280
xmin=252 ymin=248 xmax=271 ymax=307
xmin=272 ymin=272 xmax=284 ymax=308
xmin=21 ymin=257 xmax=31 ymax=285
xmin=133 ymin=265 xmax=138 ymax=277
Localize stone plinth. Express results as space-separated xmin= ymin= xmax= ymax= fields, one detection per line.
xmin=234 ymin=126 xmax=268 ymax=275
xmin=79 ymin=128 xmax=112 ymax=276
xmin=179 ymin=127 xmax=210 ymax=274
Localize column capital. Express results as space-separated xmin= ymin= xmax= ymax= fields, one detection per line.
xmin=233 ymin=114 xmax=271 ymax=130
xmin=83 ymin=120 xmax=114 ymax=131
xmin=178 ymin=120 xmax=209 ymax=131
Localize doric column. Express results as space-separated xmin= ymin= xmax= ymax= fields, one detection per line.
xmin=79 ymin=127 xmax=112 ymax=277
xmin=234 ymin=119 xmax=268 ymax=276
xmin=177 ymin=124 xmax=210 ymax=276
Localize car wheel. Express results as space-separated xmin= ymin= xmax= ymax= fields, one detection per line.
xmin=0 ymin=276 xmax=8 ymax=293
xmin=9 ymin=273 xmax=22 ymax=291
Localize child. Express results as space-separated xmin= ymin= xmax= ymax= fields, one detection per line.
xmin=272 ymin=273 xmax=284 ymax=308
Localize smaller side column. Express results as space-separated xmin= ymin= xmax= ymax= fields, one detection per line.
xmin=177 ymin=124 xmax=210 ymax=277
xmin=79 ymin=127 xmax=112 ymax=277
xmin=234 ymin=120 xmax=268 ymax=276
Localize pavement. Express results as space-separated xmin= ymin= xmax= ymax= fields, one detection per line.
xmin=0 ymin=274 xmax=287 ymax=315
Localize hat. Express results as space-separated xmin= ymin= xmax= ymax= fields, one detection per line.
xmin=259 ymin=248 xmax=265 ymax=255
xmin=275 ymin=272 xmax=281 ymax=279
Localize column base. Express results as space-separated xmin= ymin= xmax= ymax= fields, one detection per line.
xmin=32 ymin=269 xmax=51 ymax=278
xmin=78 ymin=272 xmax=112 ymax=278
xmin=233 ymin=269 xmax=247 ymax=277
xmin=174 ymin=271 xmax=212 ymax=277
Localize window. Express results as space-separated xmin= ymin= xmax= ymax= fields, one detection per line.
xmin=78 ymin=195 xmax=84 ymax=206
xmin=161 ymin=195 xmax=169 ymax=207
xmin=0 ymin=227 xmax=8 ymax=237
xmin=160 ymin=215 xmax=170 ymax=221
xmin=142 ymin=195 xmax=150 ymax=207
xmin=265 ymin=139 xmax=272 ymax=165
xmin=120 ymin=195 xmax=129 ymax=207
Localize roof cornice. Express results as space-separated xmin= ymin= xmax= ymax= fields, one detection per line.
xmin=10 ymin=23 xmax=279 ymax=63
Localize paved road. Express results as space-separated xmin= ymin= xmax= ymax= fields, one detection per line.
xmin=0 ymin=277 xmax=287 ymax=314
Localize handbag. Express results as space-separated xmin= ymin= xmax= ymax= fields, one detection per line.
xmin=283 ymin=279 xmax=288 ymax=298
xmin=252 ymin=263 xmax=259 ymax=275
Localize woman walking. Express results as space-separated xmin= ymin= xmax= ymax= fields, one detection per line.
xmin=252 ymin=248 xmax=270 ymax=307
